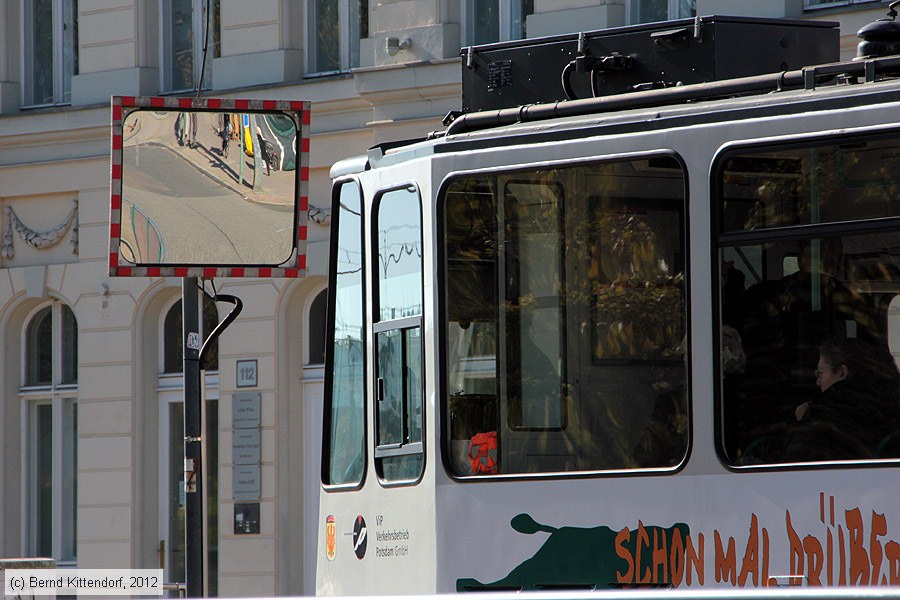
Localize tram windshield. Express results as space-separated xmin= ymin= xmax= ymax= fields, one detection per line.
xmin=718 ymin=134 xmax=900 ymax=464
xmin=441 ymin=156 xmax=688 ymax=475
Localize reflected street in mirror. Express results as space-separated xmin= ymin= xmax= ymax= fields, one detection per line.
xmin=119 ymin=109 xmax=298 ymax=266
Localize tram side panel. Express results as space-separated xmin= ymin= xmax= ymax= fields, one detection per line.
xmin=437 ymin=470 xmax=900 ymax=591
xmin=431 ymin=95 xmax=900 ymax=592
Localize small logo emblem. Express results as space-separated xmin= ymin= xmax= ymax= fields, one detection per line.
xmin=186 ymin=332 xmax=202 ymax=350
xmin=352 ymin=515 xmax=367 ymax=560
xmin=325 ymin=515 xmax=336 ymax=561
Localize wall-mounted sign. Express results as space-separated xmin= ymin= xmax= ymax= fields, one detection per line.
xmin=232 ymin=391 xmax=260 ymax=429
xmin=236 ymin=359 xmax=258 ymax=388
xmin=233 ymin=464 xmax=261 ymax=501
xmin=233 ymin=428 xmax=261 ymax=465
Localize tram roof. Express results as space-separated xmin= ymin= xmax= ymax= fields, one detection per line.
xmin=332 ymin=54 xmax=900 ymax=178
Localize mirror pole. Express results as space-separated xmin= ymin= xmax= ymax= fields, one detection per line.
xmin=239 ymin=120 xmax=245 ymax=185
xmin=182 ymin=277 xmax=206 ymax=598
xmin=252 ymin=115 xmax=264 ymax=191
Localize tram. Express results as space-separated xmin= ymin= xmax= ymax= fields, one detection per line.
xmin=318 ymin=8 xmax=900 ymax=595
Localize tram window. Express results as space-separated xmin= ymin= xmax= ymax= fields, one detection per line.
xmin=323 ymin=180 xmax=366 ymax=487
xmin=721 ymin=139 xmax=900 ymax=234
xmin=373 ymin=186 xmax=424 ymax=482
xmin=504 ymin=181 xmax=565 ymax=430
xmin=441 ymin=157 xmax=688 ymax=476
xmin=717 ymin=136 xmax=900 ymax=465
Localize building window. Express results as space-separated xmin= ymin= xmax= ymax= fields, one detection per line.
xmin=161 ymin=0 xmax=220 ymax=92
xmin=628 ymin=0 xmax=694 ymax=24
xmin=804 ymin=0 xmax=879 ymax=9
xmin=308 ymin=0 xmax=368 ymax=73
xmin=162 ymin=297 xmax=220 ymax=374
xmin=22 ymin=301 xmax=78 ymax=563
xmin=308 ymin=289 xmax=327 ymax=367
xmin=464 ymin=0 xmax=534 ymax=45
xmin=23 ymin=0 xmax=78 ymax=106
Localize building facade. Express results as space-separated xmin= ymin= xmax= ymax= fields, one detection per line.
xmin=0 ymin=0 xmax=889 ymax=596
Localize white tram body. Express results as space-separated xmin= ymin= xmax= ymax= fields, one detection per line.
xmin=318 ymin=13 xmax=900 ymax=595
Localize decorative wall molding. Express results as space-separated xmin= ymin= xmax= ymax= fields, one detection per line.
xmin=2 ymin=199 xmax=79 ymax=259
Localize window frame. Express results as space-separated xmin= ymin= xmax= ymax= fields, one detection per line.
xmin=19 ymin=300 xmax=78 ymax=563
xmin=306 ymin=0 xmax=368 ymax=76
xmin=461 ymin=0 xmax=534 ymax=46
xmin=803 ymin=0 xmax=879 ymax=10
xmin=370 ymin=183 xmax=426 ymax=485
xmin=159 ymin=0 xmax=219 ymax=94
xmin=306 ymin=287 xmax=328 ymax=370
xmin=626 ymin=0 xmax=695 ymax=25
xmin=438 ymin=152 xmax=691 ymax=479
xmin=712 ymin=128 xmax=900 ymax=469
xmin=21 ymin=0 xmax=79 ymax=108
xmin=158 ymin=296 xmax=221 ymax=376
xmin=322 ymin=177 xmax=368 ymax=490
xmin=502 ymin=177 xmax=568 ymax=433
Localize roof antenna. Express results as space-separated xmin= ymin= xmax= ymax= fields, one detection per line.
xmin=889 ymin=0 xmax=900 ymax=20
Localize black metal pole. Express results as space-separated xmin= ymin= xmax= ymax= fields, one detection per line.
xmin=183 ymin=277 xmax=205 ymax=598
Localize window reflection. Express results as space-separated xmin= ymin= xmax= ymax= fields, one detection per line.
xmin=376 ymin=188 xmax=423 ymax=321
xmin=325 ymin=182 xmax=366 ymax=485
xmin=443 ymin=157 xmax=687 ymax=475
xmin=374 ymin=186 xmax=424 ymax=482
xmin=718 ymin=136 xmax=900 ymax=464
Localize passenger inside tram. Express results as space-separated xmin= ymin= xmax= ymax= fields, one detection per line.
xmin=783 ymin=337 xmax=900 ymax=461
xmin=723 ymin=239 xmax=899 ymax=464
xmin=718 ymin=137 xmax=900 ymax=465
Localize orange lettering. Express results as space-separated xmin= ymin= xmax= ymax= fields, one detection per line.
xmin=827 ymin=526 xmax=834 ymax=586
xmin=686 ymin=533 xmax=705 ymax=586
xmin=839 ymin=525 xmax=847 ymax=586
xmin=847 ymin=508 xmax=870 ymax=585
xmin=652 ymin=529 xmax=668 ymax=583
xmin=803 ymin=535 xmax=824 ymax=586
xmin=870 ymin=512 xmax=887 ymax=585
xmin=885 ymin=541 xmax=900 ymax=585
xmin=637 ymin=521 xmax=651 ymax=584
xmin=670 ymin=529 xmax=685 ymax=588
xmin=739 ymin=514 xmax=760 ymax=587
xmin=786 ymin=511 xmax=804 ymax=579
xmin=715 ymin=531 xmax=737 ymax=586
xmin=615 ymin=527 xmax=634 ymax=584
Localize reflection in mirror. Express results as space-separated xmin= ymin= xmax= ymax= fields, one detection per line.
xmin=118 ymin=109 xmax=298 ymax=266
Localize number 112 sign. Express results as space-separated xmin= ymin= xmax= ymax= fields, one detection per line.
xmin=237 ymin=360 xmax=258 ymax=388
